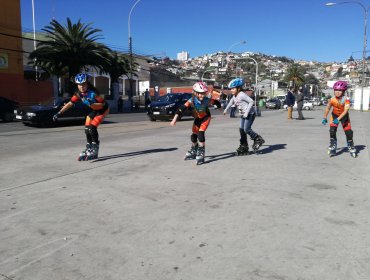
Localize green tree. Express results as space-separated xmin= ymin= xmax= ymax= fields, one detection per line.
xmin=304 ymin=73 xmax=319 ymax=85
xmin=101 ymin=51 xmax=135 ymax=101
xmin=284 ymin=64 xmax=305 ymax=87
xmin=29 ymin=18 xmax=111 ymax=93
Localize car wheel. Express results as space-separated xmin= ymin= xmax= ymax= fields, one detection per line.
xmin=3 ymin=112 xmax=14 ymax=122
xmin=150 ymin=117 xmax=156 ymax=122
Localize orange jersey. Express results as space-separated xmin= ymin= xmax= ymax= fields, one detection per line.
xmin=328 ymin=96 xmax=350 ymax=116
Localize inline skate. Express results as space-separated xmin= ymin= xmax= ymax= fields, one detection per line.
xmin=236 ymin=143 xmax=249 ymax=156
xmin=327 ymin=138 xmax=337 ymax=157
xmin=78 ymin=143 xmax=91 ymax=161
xmin=85 ymin=142 xmax=99 ymax=161
xmin=184 ymin=144 xmax=198 ymax=160
xmin=347 ymin=140 xmax=357 ymax=158
xmin=196 ymin=146 xmax=205 ymax=165
xmin=252 ymin=135 xmax=265 ymax=151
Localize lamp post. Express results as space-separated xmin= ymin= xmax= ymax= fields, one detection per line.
xmin=128 ymin=0 xmax=142 ymax=110
xmin=326 ymin=1 xmax=370 ymax=112
xmin=234 ymin=57 xmax=259 ymax=113
xmin=223 ymin=40 xmax=246 ymax=68
xmin=247 ymin=57 xmax=259 ymax=114
xmin=31 ymin=0 xmax=38 ymax=81
xmin=227 ymin=40 xmax=247 ymax=53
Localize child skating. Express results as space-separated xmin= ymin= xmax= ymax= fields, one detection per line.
xmin=170 ymin=82 xmax=219 ymax=165
xmin=224 ymin=78 xmax=265 ymax=155
xmin=53 ymin=73 xmax=109 ymax=161
xmin=322 ymin=80 xmax=356 ymax=157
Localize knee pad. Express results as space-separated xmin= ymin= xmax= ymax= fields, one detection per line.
xmin=345 ymin=129 xmax=353 ymax=141
xmin=329 ymin=126 xmax=337 ymax=139
xmin=191 ymin=133 xmax=198 ymax=144
xmin=89 ymin=125 xmax=99 ymax=143
xmin=197 ymin=131 xmax=205 ymax=143
xmin=85 ymin=126 xmax=92 ymax=143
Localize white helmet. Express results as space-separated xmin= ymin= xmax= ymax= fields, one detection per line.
xmin=193 ymin=82 xmax=208 ymax=93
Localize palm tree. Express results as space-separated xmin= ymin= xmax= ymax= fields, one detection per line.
xmin=284 ymin=64 xmax=305 ymax=87
xmin=101 ymin=51 xmax=133 ymax=102
xmin=29 ymin=18 xmax=111 ymax=93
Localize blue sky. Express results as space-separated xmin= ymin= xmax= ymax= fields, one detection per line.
xmin=20 ymin=0 xmax=369 ymax=62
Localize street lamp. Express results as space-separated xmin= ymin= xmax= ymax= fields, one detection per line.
xmin=227 ymin=40 xmax=247 ymax=53
xmin=234 ymin=57 xmax=259 ymax=113
xmin=128 ymin=0 xmax=142 ymax=110
xmin=31 ymin=0 xmax=38 ymax=81
xmin=223 ymin=40 xmax=246 ymax=68
xmin=326 ymin=1 xmax=370 ymax=111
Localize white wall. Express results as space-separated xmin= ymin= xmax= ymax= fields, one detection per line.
xmin=354 ymin=87 xmax=370 ymax=110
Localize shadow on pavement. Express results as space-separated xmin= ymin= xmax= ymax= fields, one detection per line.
xmin=202 ymin=144 xmax=287 ymax=165
xmin=94 ymin=147 xmax=178 ymax=162
xmin=203 ymin=152 xmax=236 ymax=164
xmin=258 ymin=144 xmax=287 ymax=154
xmin=294 ymin=117 xmax=315 ymax=120
xmin=336 ymin=144 xmax=366 ymax=156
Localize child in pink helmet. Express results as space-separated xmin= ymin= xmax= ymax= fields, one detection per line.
xmin=322 ymin=80 xmax=356 ymax=157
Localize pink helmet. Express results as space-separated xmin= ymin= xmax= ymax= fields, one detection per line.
xmin=333 ymin=81 xmax=347 ymax=91
xmin=193 ymin=82 xmax=208 ymax=93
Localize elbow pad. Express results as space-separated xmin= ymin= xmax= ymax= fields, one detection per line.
xmin=176 ymin=106 xmax=185 ymax=117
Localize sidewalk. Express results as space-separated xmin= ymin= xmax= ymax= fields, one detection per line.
xmin=0 ymin=108 xmax=369 ymax=280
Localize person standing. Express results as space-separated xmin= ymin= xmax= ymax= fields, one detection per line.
xmin=296 ymin=86 xmax=304 ymax=120
xmin=224 ymin=78 xmax=265 ymax=155
xmin=144 ymin=88 xmax=150 ymax=109
xmin=286 ymin=86 xmax=296 ymax=120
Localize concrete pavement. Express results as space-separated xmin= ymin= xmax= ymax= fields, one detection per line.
xmin=0 ymin=107 xmax=369 ymax=280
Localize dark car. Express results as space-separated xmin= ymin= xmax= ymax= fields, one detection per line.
xmin=147 ymin=93 xmax=193 ymax=121
xmin=14 ymin=97 xmax=92 ymax=127
xmin=0 ymin=96 xmax=19 ymax=122
xmin=265 ymin=98 xmax=282 ymax=109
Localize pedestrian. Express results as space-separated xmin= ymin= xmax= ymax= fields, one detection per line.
xmin=223 ymin=78 xmax=265 ymax=155
xmin=52 ymin=73 xmax=109 ymax=161
xmin=322 ymin=80 xmax=357 ymax=157
xmin=296 ymin=86 xmax=304 ymax=120
xmin=286 ymin=86 xmax=296 ymax=120
xmin=144 ymin=88 xmax=150 ymax=109
xmin=170 ymin=81 xmax=219 ymax=165
xmin=117 ymin=95 xmax=123 ymax=113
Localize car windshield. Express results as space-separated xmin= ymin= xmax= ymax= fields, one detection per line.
xmin=156 ymin=94 xmax=181 ymax=103
xmin=37 ymin=97 xmax=68 ymax=107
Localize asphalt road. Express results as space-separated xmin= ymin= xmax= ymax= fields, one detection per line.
xmin=0 ymin=107 xmax=369 ymax=280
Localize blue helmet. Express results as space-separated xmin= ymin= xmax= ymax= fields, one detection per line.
xmin=228 ymin=78 xmax=244 ymax=89
xmin=74 ymin=73 xmax=89 ymax=84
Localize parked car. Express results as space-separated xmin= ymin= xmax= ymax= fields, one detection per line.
xmin=312 ymin=98 xmax=322 ymax=106
xmin=283 ymin=100 xmax=314 ymax=110
xmin=276 ymin=95 xmax=286 ymax=103
xmin=147 ymin=93 xmax=194 ymax=121
xmin=265 ymin=98 xmax=282 ymax=109
xmin=0 ymin=96 xmax=19 ymax=122
xmin=14 ymin=97 xmax=92 ymax=126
